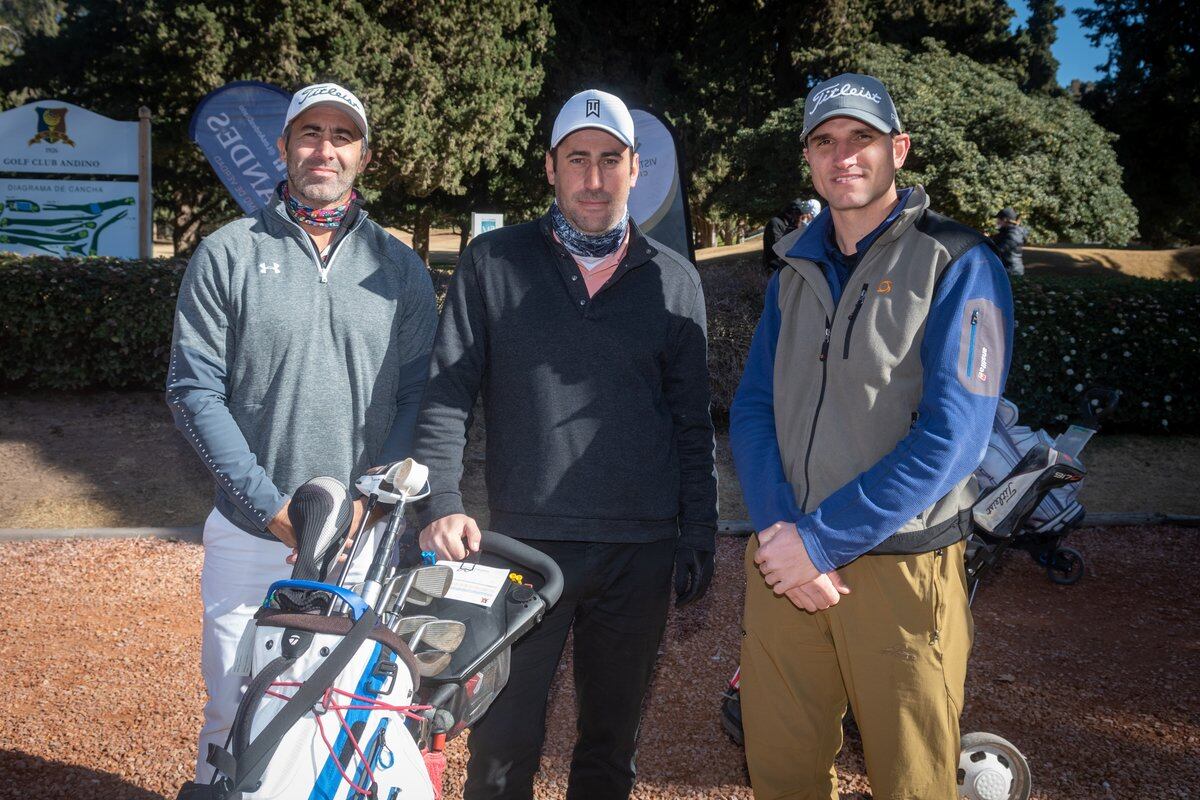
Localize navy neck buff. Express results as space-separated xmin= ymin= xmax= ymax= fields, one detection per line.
xmin=549 ymin=200 xmax=628 ymax=258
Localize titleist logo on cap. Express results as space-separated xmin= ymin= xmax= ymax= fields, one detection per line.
xmin=297 ymin=84 xmax=363 ymax=112
xmin=810 ymin=83 xmax=883 ymax=108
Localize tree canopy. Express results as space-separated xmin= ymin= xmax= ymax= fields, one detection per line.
xmin=0 ymin=0 xmax=1178 ymax=251
xmin=0 ymin=0 xmax=551 ymax=255
xmin=1078 ymin=0 xmax=1199 ymax=245
xmin=712 ymin=40 xmax=1138 ymax=245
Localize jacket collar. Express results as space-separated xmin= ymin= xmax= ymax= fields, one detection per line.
xmin=775 ymin=185 xmax=930 ymax=317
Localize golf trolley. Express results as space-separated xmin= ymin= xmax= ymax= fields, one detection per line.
xmin=177 ymin=458 xmax=564 ymax=800
xmin=719 ymin=387 xmax=1120 ymax=800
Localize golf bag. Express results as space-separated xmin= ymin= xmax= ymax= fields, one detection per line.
xmin=179 ymin=467 xmax=438 ymax=800
xmin=975 ymin=397 xmax=1084 ymax=535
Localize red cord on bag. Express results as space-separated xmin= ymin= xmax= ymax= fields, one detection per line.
xmin=263 ymin=680 xmax=433 ymax=795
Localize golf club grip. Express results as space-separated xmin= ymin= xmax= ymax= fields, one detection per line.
xmin=479 ymin=530 xmax=564 ymax=608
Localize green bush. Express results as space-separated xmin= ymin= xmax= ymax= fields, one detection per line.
xmin=3 ymin=254 xmax=1195 ymax=435
xmin=700 ymin=256 xmax=1199 ymax=435
xmin=0 ymin=255 xmax=186 ymax=390
xmin=713 ymin=40 xmax=1139 ymax=245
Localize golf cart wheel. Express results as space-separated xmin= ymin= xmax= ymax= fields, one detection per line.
xmin=958 ymin=732 xmax=1032 ymax=800
xmin=1046 ymin=546 xmax=1085 ymax=586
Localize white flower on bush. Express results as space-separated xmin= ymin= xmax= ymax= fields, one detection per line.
xmin=1165 ymin=395 xmax=1173 ymax=403
xmin=1124 ymin=351 xmax=1132 ymax=357
xmin=1063 ymin=355 xmax=1071 ymax=362
xmin=1023 ymin=364 xmax=1031 ymax=371
xmin=1141 ymin=401 xmax=1150 ymax=408
xmin=1066 ymin=368 xmax=1075 ymax=375
xmin=1075 ymin=384 xmax=1084 ymax=392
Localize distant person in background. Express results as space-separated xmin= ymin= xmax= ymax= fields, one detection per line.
xmin=991 ymin=207 xmax=1027 ymax=277
xmin=763 ymin=198 xmax=821 ymax=273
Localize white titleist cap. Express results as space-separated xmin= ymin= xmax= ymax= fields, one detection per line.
xmin=551 ymin=89 xmax=635 ymax=150
xmin=284 ymin=83 xmax=369 ymax=142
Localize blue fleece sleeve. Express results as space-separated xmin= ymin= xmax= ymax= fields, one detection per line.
xmin=165 ymin=241 xmax=287 ymax=530
xmin=730 ymin=272 xmax=805 ymax=532
xmin=798 ymin=243 xmax=1014 ymax=571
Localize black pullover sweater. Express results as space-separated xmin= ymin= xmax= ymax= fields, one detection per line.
xmin=413 ymin=214 xmax=718 ymax=551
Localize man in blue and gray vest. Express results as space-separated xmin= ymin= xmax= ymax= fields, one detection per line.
xmin=166 ymin=82 xmax=437 ymax=782
xmin=731 ymin=73 xmax=1014 ymax=798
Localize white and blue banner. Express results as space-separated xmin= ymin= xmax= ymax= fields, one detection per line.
xmin=628 ymin=109 xmax=693 ymax=261
xmin=189 ymin=81 xmax=290 ymax=214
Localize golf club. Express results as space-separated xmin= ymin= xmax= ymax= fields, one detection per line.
xmin=407 ymin=619 xmax=466 ymax=653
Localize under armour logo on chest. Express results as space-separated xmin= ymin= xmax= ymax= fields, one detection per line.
xmin=259 ymin=262 xmax=280 ymax=274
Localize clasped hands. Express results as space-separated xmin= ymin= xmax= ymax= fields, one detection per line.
xmin=754 ymin=521 xmax=849 ymax=613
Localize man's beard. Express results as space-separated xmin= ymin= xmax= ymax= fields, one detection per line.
xmin=289 ymin=159 xmax=356 ymax=206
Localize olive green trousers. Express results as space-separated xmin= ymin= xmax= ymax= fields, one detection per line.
xmin=740 ymin=537 xmax=972 ymax=800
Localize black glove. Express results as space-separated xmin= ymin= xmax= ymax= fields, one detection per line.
xmin=674 ymin=546 xmax=715 ymax=606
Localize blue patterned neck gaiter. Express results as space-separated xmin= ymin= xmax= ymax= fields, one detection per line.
xmin=549 ymin=200 xmax=628 ymax=258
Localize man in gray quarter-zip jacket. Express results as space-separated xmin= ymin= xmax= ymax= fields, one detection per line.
xmin=165 ymin=83 xmax=437 ymax=783
xmin=413 ymin=90 xmax=718 ymax=800
xmin=731 ymin=74 xmax=1013 ymax=799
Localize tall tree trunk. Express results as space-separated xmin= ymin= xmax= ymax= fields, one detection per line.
xmin=412 ymin=208 xmax=431 ymax=265
xmin=173 ymin=201 xmax=204 ymax=256
xmin=459 ymin=219 xmax=470 ymax=254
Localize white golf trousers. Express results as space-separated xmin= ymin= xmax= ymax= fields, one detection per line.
xmin=195 ymin=507 xmax=381 ymax=783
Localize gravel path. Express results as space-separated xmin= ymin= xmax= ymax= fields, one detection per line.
xmin=1 ymin=526 xmax=1197 ymax=799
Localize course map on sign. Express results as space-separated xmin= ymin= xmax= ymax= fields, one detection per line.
xmin=442 ymin=561 xmax=513 ymax=607
xmin=0 ymin=178 xmax=138 ymax=258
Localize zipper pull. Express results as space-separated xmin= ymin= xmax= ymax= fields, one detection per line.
xmin=819 ymin=317 xmax=831 ymax=361
xmin=971 ymin=308 xmax=980 ymax=326
xmin=850 ymin=284 xmax=868 ymax=319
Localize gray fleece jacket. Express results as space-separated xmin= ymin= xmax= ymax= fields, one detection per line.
xmin=166 ymin=200 xmax=438 ymax=537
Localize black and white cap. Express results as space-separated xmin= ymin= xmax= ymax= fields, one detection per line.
xmin=551 ymin=89 xmax=636 ymax=150
xmin=284 ymin=83 xmax=369 ymax=143
xmin=801 ymin=73 xmax=902 ymax=142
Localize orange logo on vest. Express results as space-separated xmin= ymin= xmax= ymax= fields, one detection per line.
xmin=877 ymin=280 xmax=893 ymax=294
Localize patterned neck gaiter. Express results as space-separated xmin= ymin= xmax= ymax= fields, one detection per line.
xmin=278 ymin=180 xmax=358 ymax=229
xmin=549 ymin=200 xmax=628 ymax=258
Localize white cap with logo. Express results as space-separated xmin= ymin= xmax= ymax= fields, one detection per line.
xmin=551 ymin=89 xmax=635 ymax=150
xmin=284 ymin=83 xmax=369 ymax=143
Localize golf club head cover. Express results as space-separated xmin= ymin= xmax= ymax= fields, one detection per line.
xmin=287 ymin=476 xmax=353 ymax=593
xmin=674 ymin=545 xmax=715 ymax=606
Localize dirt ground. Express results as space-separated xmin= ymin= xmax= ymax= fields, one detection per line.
xmin=0 ymin=524 xmax=1197 ymax=800
xmin=2 ymin=392 xmax=1198 ymax=797
xmin=1 ymin=391 xmax=1196 ymax=532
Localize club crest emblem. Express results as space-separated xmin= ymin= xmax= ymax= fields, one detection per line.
xmin=585 ymin=99 xmax=600 ymax=118
xmin=28 ymin=107 xmax=75 ymax=147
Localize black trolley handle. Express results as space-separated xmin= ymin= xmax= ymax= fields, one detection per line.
xmin=478 ymin=530 xmax=564 ymax=609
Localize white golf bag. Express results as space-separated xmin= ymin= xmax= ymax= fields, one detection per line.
xmin=217 ymin=598 xmax=434 ymax=800
xmin=974 ymin=397 xmax=1086 ymax=535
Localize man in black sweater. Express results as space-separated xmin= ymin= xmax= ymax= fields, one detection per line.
xmin=413 ymin=89 xmax=718 ymax=800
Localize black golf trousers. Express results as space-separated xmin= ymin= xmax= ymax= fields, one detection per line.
xmin=463 ymin=537 xmax=675 ymax=800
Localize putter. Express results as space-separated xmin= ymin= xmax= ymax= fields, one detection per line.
xmin=407 ymin=619 xmax=466 ymax=653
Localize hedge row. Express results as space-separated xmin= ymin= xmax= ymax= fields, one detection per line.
xmin=704 ymin=257 xmax=1198 ymax=434
xmin=2 ymin=254 xmax=1196 ymax=434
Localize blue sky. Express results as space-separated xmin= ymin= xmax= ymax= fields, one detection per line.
xmin=1008 ymin=0 xmax=1110 ymax=85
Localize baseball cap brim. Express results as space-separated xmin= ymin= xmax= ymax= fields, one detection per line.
xmin=551 ymin=122 xmax=634 ymax=150
xmin=289 ymin=101 xmax=369 ymax=143
xmin=802 ymin=108 xmax=896 ymax=142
